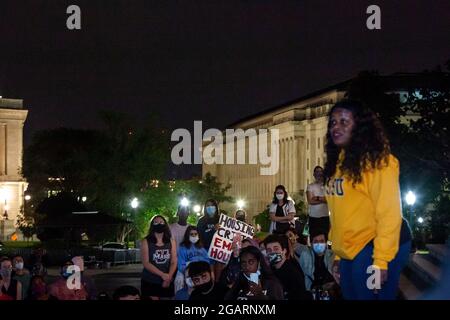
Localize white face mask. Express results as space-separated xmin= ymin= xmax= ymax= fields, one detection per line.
xmin=244 ymin=270 xmax=261 ymax=285
xmin=189 ymin=236 xmax=199 ymax=244
xmin=15 ymin=262 xmax=24 ymax=270
xmin=276 ymin=193 xmax=284 ymax=200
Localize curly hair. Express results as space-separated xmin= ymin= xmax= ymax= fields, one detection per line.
xmin=324 ymin=100 xmax=391 ymax=186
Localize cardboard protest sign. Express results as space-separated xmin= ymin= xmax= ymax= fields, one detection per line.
xmin=208 ymin=214 xmax=255 ymax=264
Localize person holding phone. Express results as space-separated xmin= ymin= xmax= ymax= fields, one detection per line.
xmin=225 ymin=246 xmax=284 ymax=300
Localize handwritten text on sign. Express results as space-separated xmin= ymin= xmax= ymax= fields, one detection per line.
xmin=208 ymin=214 xmax=254 ymax=264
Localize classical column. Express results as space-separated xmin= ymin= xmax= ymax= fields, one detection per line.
xmin=293 ymin=138 xmax=298 ymax=195
xmin=0 ymin=124 xmax=6 ymax=175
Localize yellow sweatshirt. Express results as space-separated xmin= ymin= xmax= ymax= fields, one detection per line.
xmin=326 ymin=152 xmax=402 ymax=270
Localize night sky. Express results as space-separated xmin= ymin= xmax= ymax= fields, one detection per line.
xmin=0 ymin=0 xmax=449 ymax=147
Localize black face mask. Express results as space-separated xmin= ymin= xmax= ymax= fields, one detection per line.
xmin=153 ymin=224 xmax=165 ymax=234
xmin=236 ymin=216 xmax=245 ymax=222
xmin=196 ymin=281 xmax=213 ymax=293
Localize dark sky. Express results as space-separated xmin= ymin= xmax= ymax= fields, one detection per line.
xmin=0 ymin=0 xmax=449 ymax=146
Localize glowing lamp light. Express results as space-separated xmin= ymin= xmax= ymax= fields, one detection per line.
xmin=180 ymin=197 xmax=189 ymax=207
xmin=131 ymin=197 xmax=139 ymax=209
xmin=405 ymin=191 xmax=416 ymax=206
xmin=236 ymin=199 xmax=245 ymax=209
xmin=193 ymin=205 xmax=201 ymax=214
xmin=417 ymin=217 xmax=424 ymax=224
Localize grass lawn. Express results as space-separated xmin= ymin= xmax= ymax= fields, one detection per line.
xmin=1 ymin=241 xmax=40 ymax=248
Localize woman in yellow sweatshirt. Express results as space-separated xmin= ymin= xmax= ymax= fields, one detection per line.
xmin=324 ymin=100 xmax=411 ymax=300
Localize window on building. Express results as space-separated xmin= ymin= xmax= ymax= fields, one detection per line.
xmin=307 ymin=158 xmax=309 ymax=170
xmin=318 ymin=157 xmax=320 ymax=166
xmin=318 ymin=137 xmax=320 ymax=149
xmin=307 ymin=139 xmax=309 ymax=150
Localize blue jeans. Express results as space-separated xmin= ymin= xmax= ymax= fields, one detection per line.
xmin=339 ymin=240 xmax=411 ymax=300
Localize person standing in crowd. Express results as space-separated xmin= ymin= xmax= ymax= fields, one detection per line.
xmin=306 ymin=166 xmax=330 ymax=235
xmin=197 ymin=199 xmax=224 ymax=281
xmin=175 ymin=226 xmax=210 ymax=293
xmin=264 ymin=234 xmax=311 ymax=300
xmin=297 ymin=229 xmax=337 ymax=294
xmin=141 ymin=215 xmax=177 ymax=300
xmin=28 ymin=275 xmax=51 ymax=300
xmin=113 ymin=286 xmax=141 ymax=300
xmin=225 ymin=246 xmax=284 ymax=300
xmin=170 ymin=205 xmax=191 ymax=249
xmin=234 ymin=209 xmax=247 ymax=223
xmin=0 ymin=257 xmax=22 ymax=300
xmin=197 ymin=199 xmax=220 ymax=250
xmin=48 ymin=260 xmax=88 ymax=300
xmin=29 ymin=247 xmax=49 ymax=277
xmin=72 ymin=256 xmax=97 ymax=300
xmin=324 ymin=100 xmax=411 ymax=300
xmin=188 ymin=261 xmax=228 ymax=301
xmin=12 ymin=255 xmax=31 ymax=300
xmin=269 ymin=185 xmax=296 ymax=234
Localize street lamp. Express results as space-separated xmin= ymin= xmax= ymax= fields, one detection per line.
xmin=417 ymin=217 xmax=424 ymax=224
xmin=405 ymin=191 xmax=416 ymax=206
xmin=180 ymin=197 xmax=189 ymax=208
xmin=131 ymin=198 xmax=139 ymax=209
xmin=405 ymin=190 xmax=417 ymax=245
xmin=236 ymin=199 xmax=245 ymax=210
xmin=24 ymin=195 xmax=31 ymax=201
xmin=193 ymin=204 xmax=201 ymax=216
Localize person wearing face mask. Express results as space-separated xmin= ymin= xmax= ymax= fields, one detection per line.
xmin=176 ymin=226 xmax=210 ymax=293
xmin=197 ymin=199 xmax=226 ymax=282
xmin=264 ymin=234 xmax=311 ymax=300
xmin=12 ymin=255 xmax=31 ymax=300
xmin=197 ymin=199 xmax=220 ymax=251
xmin=234 ymin=209 xmax=247 ymax=223
xmin=306 ymin=166 xmax=330 ymax=236
xmin=48 ymin=260 xmax=88 ymax=300
xmin=71 ymin=256 xmax=97 ymax=300
xmin=188 ymin=261 xmax=228 ymax=301
xmin=297 ymin=229 xmax=336 ymax=294
xmin=269 ymin=185 xmax=296 ymax=234
xmin=141 ymin=215 xmax=177 ymax=300
xmin=225 ymin=246 xmax=284 ymax=300
xmin=0 ymin=257 xmax=22 ymax=300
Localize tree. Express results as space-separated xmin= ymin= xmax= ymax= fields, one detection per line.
xmin=134 ymin=174 xmax=233 ymax=238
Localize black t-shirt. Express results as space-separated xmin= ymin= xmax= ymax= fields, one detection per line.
xmin=274 ymin=205 xmax=290 ymax=234
xmin=272 ymin=259 xmax=312 ymax=300
xmin=189 ymin=282 xmax=228 ymax=301
xmin=312 ymin=254 xmax=335 ymax=288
